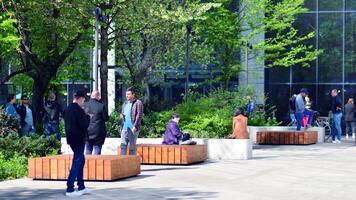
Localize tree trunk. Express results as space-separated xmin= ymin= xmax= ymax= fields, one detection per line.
xmin=31 ymin=73 xmax=51 ymax=134
xmin=100 ymin=25 xmax=109 ymax=114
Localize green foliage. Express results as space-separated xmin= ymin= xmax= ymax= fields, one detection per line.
xmin=0 ymin=132 xmax=60 ymax=159
xmin=0 ymin=12 xmax=19 ymax=55
xmin=0 ymin=152 xmax=27 ymax=181
xmin=0 ymin=130 xmax=60 ymax=181
xmin=0 ymin=107 xmax=19 ymax=137
xmin=140 ymin=87 xmax=280 ymax=138
xmin=106 ymin=109 xmax=121 ymax=138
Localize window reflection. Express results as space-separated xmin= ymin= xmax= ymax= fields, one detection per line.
xmin=318 ymin=13 xmax=343 ymax=83
xmin=345 ymin=13 xmax=356 ymax=83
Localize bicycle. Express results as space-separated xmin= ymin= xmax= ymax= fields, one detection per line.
xmin=315 ymin=116 xmax=332 ymax=142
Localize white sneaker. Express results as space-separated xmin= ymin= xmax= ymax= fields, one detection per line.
xmin=77 ymin=188 xmax=89 ymax=195
xmin=332 ymin=140 xmax=337 ymax=144
xmin=353 ymin=133 xmax=355 ymax=139
xmin=336 ymin=139 xmax=342 ymax=143
xmin=346 ymin=134 xmax=349 ymax=139
xmin=65 ymin=191 xmax=82 ymax=197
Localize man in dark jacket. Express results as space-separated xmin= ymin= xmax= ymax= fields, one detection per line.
xmin=17 ymin=95 xmax=35 ymax=136
xmin=331 ymin=89 xmax=343 ymax=143
xmin=64 ymin=91 xmax=89 ymax=196
xmin=120 ymin=87 xmax=143 ymax=155
xmin=83 ymin=91 xmax=108 ymax=155
xmin=43 ymin=93 xmax=63 ymax=141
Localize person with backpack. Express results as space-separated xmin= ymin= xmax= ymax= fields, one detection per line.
xmin=295 ymin=88 xmax=314 ymax=131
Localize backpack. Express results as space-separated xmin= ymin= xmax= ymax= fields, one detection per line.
xmin=289 ymin=95 xmax=296 ymax=112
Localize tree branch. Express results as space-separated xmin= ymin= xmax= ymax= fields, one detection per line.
xmin=57 ymin=32 xmax=83 ymax=66
xmin=0 ymin=68 xmax=32 ymax=85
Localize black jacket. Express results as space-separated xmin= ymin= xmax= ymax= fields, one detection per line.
xmin=17 ymin=104 xmax=36 ymax=126
xmin=344 ymin=103 xmax=355 ymax=122
xmin=43 ymin=100 xmax=63 ymax=123
xmin=331 ymin=96 xmax=343 ymax=114
xmin=64 ymin=103 xmax=89 ymax=147
xmin=83 ymin=99 xmax=108 ymax=145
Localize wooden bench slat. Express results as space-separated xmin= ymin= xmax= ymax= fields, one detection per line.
xmin=28 ymin=155 xmax=140 ymax=181
xmin=256 ymin=131 xmax=317 ymax=145
xmin=129 ymin=144 xmax=207 ymax=165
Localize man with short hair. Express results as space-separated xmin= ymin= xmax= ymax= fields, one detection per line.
xmin=295 ymin=88 xmax=314 ymax=131
xmin=43 ymin=93 xmax=63 ymax=141
xmin=83 ymin=91 xmax=108 ymax=155
xmin=120 ymin=87 xmax=144 ymax=155
xmin=64 ymin=91 xmax=90 ymax=196
xmin=17 ymin=95 xmax=35 ymax=136
xmin=331 ymin=89 xmax=343 ymax=143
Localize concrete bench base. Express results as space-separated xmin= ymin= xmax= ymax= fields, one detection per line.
xmin=28 ymin=155 xmax=140 ymax=181
xmin=118 ymin=144 xmax=207 ymax=165
xmin=256 ymin=131 xmax=318 ymax=145
xmin=206 ymin=139 xmax=252 ymax=160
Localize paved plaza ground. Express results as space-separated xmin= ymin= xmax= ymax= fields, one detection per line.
xmin=1 ymin=139 xmax=356 ymax=200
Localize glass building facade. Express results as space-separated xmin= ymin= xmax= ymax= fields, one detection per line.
xmin=266 ymin=0 xmax=356 ymax=123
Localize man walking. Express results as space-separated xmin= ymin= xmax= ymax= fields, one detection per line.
xmin=64 ymin=91 xmax=89 ymax=196
xmin=331 ymin=89 xmax=343 ymax=143
xmin=295 ymin=88 xmax=314 ymax=131
xmin=17 ymin=95 xmax=35 ymax=136
xmin=83 ymin=91 xmax=108 ymax=155
xmin=43 ymin=93 xmax=63 ymax=141
xmin=120 ymin=87 xmax=144 ymax=155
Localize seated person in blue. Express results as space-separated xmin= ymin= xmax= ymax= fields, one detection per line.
xmin=162 ymin=113 xmax=183 ymax=145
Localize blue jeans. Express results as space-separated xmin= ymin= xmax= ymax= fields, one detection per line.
xmin=44 ymin=122 xmax=60 ymax=141
xmin=296 ymin=109 xmax=315 ymax=131
xmin=120 ymin=128 xmax=139 ymax=155
xmin=332 ymin=113 xmax=342 ymax=141
xmin=66 ymin=144 xmax=85 ymax=193
xmin=85 ymin=141 xmax=102 ymax=155
xmin=21 ymin=124 xmax=35 ymax=136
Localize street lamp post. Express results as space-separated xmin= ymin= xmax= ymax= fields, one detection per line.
xmin=185 ymin=24 xmax=192 ymax=102
xmin=93 ymin=7 xmax=101 ymax=91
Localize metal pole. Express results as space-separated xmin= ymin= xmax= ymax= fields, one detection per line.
xmin=245 ymin=45 xmax=248 ymax=85
xmin=93 ymin=7 xmax=100 ymax=91
xmin=185 ymin=25 xmax=191 ymax=101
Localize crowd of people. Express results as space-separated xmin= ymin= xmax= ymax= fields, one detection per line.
xmin=288 ymin=88 xmax=355 ymax=144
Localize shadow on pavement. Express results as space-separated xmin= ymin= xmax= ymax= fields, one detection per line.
xmin=0 ymin=186 xmax=218 ymax=200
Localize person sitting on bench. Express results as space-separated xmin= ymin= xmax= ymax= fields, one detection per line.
xmin=227 ymin=108 xmax=249 ymax=139
xmin=162 ymin=113 xmax=196 ymax=145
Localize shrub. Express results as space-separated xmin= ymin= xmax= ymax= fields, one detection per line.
xmin=141 ymin=87 xmax=280 ymax=138
xmin=0 ymin=107 xmax=19 ymax=137
xmin=0 ymin=152 xmax=27 ymax=181
xmin=0 ymin=132 xmax=60 ymax=159
xmin=106 ymin=110 xmax=121 ymax=138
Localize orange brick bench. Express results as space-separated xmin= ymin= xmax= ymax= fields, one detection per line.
xmin=256 ymin=131 xmax=317 ymax=145
xmin=28 ymin=155 xmax=140 ymax=181
xmin=117 ymin=144 xmax=207 ymax=165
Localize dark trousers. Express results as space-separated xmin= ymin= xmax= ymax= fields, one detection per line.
xmin=44 ymin=122 xmax=60 ymax=141
xmin=66 ymin=144 xmax=85 ymax=193
xmin=85 ymin=141 xmax=102 ymax=155
xmin=296 ymin=109 xmax=314 ymax=131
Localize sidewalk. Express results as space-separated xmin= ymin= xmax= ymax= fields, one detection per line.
xmin=1 ymin=139 xmax=356 ymax=200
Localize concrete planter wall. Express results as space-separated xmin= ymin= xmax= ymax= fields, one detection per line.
xmin=248 ymin=126 xmax=325 ymax=144
xmin=61 ymin=138 xmax=252 ymax=160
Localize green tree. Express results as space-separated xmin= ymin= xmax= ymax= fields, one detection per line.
xmin=1 ymin=0 xmax=91 ymax=130
xmin=196 ymin=0 xmax=320 ymax=89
